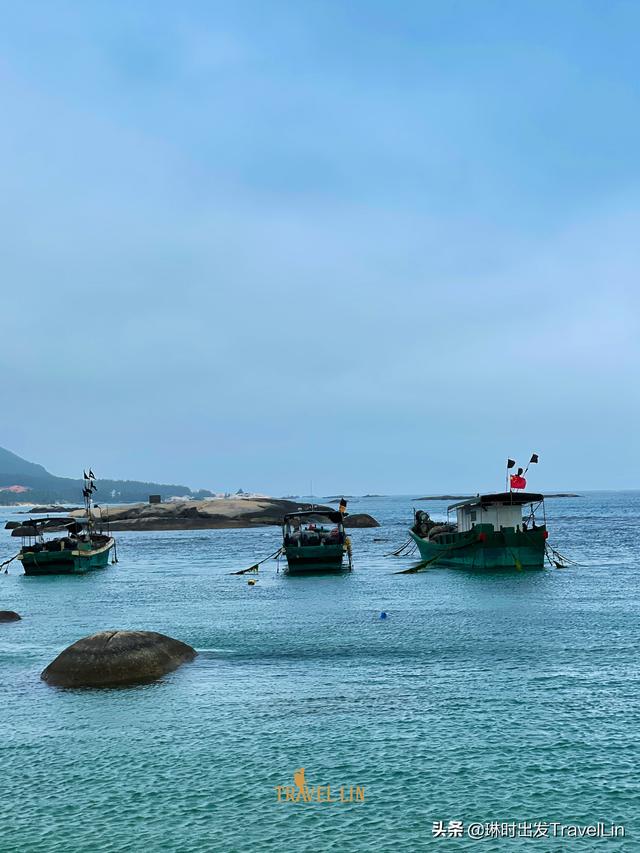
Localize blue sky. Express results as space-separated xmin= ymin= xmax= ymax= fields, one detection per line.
xmin=1 ymin=1 xmax=638 ymax=493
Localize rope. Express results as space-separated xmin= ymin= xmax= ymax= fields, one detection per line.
xmin=394 ymin=548 xmax=453 ymax=574
xmin=230 ymin=546 xmax=283 ymax=575
xmin=385 ymin=539 xmax=416 ymax=557
xmin=545 ymin=543 xmax=579 ymax=568
xmin=507 ymin=548 xmax=523 ymax=571
xmin=1 ymin=552 xmax=20 ymax=574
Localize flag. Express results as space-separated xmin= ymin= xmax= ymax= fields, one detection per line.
xmin=507 ymin=458 xmax=516 ymax=469
xmin=510 ymin=474 xmax=527 ymax=490
xmin=339 ymin=498 xmax=347 ymax=514
xmin=529 ymin=453 xmax=538 ymax=464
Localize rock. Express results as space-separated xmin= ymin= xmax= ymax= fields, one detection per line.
xmin=343 ymin=513 xmax=380 ymax=528
xmin=41 ymin=630 xmax=197 ymax=688
xmin=69 ymin=499 xmax=380 ymax=531
xmin=0 ymin=611 xmax=21 ymax=622
xmin=23 ymin=506 xmax=82 ymax=514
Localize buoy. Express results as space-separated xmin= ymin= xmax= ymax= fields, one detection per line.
xmin=379 ymin=611 xmax=388 ymax=620
xmin=248 ymin=579 xmax=256 ymax=586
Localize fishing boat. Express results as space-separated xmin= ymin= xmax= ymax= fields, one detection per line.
xmin=8 ymin=471 xmax=116 ymax=576
xmin=282 ymin=510 xmax=352 ymax=574
xmin=409 ymin=491 xmax=548 ymax=570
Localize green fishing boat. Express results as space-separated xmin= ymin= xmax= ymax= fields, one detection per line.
xmin=283 ymin=510 xmax=352 ymax=574
xmin=9 ymin=471 xmax=116 ymax=576
xmin=409 ymin=491 xmax=548 ymax=570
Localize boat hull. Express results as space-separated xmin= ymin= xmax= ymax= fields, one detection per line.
xmin=20 ymin=538 xmax=115 ymax=576
xmin=409 ymin=528 xmax=546 ymax=570
xmin=284 ymin=543 xmax=346 ymax=574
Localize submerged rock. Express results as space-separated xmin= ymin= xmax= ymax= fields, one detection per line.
xmin=0 ymin=611 xmax=21 ymax=622
xmin=41 ymin=630 xmax=197 ymax=688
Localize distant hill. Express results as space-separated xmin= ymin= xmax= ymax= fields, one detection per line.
xmin=0 ymin=446 xmax=50 ymax=479
xmin=0 ymin=446 xmax=213 ymax=505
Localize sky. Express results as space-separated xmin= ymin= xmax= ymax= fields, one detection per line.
xmin=1 ymin=1 xmax=639 ymax=494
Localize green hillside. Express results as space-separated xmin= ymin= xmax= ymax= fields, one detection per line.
xmin=0 ymin=446 xmax=212 ymax=504
xmin=0 ymin=446 xmax=50 ymax=478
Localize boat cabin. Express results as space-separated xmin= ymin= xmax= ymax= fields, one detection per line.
xmin=283 ymin=510 xmax=346 ymax=547
xmin=447 ymin=492 xmax=545 ymax=534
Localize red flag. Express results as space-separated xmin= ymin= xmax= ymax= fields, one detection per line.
xmin=510 ymin=474 xmax=527 ymax=490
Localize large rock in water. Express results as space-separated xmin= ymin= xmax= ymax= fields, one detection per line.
xmin=41 ymin=630 xmax=197 ymax=688
xmin=343 ymin=513 xmax=379 ymax=528
xmin=0 ymin=611 xmax=21 ymax=622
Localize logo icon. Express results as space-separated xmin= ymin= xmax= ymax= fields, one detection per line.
xmin=275 ymin=768 xmax=365 ymax=803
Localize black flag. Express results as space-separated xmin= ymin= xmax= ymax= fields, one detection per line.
xmin=529 ymin=453 xmax=539 ymax=464
xmin=339 ymin=497 xmax=347 ymax=514
xmin=507 ymin=458 xmax=516 ymax=469
xmin=89 ymin=469 xmax=95 ymax=479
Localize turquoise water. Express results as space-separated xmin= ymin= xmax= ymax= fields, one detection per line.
xmin=1 ymin=494 xmax=638 ymax=852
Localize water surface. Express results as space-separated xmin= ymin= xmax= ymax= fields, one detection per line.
xmin=1 ymin=494 xmax=638 ymax=851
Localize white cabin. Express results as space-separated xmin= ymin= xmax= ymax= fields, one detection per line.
xmin=449 ymin=493 xmax=544 ymax=533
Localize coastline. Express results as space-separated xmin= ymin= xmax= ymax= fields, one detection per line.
xmin=63 ymin=498 xmax=380 ymax=531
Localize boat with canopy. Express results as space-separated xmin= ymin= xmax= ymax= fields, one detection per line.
xmin=282 ymin=509 xmax=352 ymax=573
xmin=6 ymin=471 xmax=116 ymax=576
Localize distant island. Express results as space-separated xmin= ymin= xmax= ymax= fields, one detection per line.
xmin=417 ymin=493 xmax=581 ymax=501
xmin=0 ymin=445 xmax=213 ymax=505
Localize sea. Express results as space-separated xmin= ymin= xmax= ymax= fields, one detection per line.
xmin=0 ymin=493 xmax=638 ymax=852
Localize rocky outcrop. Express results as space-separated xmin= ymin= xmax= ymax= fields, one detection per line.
xmin=0 ymin=611 xmax=21 ymax=622
xmin=69 ymin=499 xmax=380 ymax=531
xmin=23 ymin=506 xmax=81 ymax=514
xmin=41 ymin=630 xmax=197 ymax=688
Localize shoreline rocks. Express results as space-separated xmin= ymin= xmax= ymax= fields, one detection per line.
xmin=66 ymin=498 xmax=379 ymax=531
xmin=23 ymin=505 xmax=81 ymax=514
xmin=41 ymin=630 xmax=197 ymax=688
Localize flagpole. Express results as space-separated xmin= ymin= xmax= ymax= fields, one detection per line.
xmin=523 ymin=452 xmax=539 ymax=478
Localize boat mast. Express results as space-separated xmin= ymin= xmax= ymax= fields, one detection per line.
xmin=82 ymin=470 xmax=97 ymax=534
